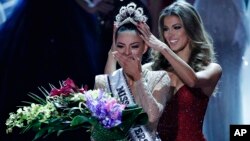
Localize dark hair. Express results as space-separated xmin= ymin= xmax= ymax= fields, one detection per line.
xmin=152 ymin=1 xmax=216 ymax=72
xmin=115 ymin=22 xmax=151 ymax=64
xmin=115 ymin=22 xmax=139 ymax=41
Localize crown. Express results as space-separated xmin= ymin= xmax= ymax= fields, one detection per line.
xmin=115 ymin=2 xmax=148 ymax=26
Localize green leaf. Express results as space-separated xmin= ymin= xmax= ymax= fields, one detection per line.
xmin=32 ymin=128 xmax=47 ymax=141
xmin=39 ymin=86 xmax=50 ymax=97
xmin=91 ymin=123 xmax=127 ymax=141
xmin=56 ymin=126 xmax=82 ymax=136
xmin=119 ymin=106 xmax=148 ymax=133
xmin=27 ymin=92 xmax=47 ymax=104
xmin=90 ymin=105 xmax=148 ymax=141
xmin=31 ymin=122 xmax=42 ymax=132
xmin=57 ymin=130 xmax=65 ymax=136
xmin=70 ymin=115 xmax=89 ymax=126
xmin=49 ymin=117 xmax=63 ymax=124
xmin=20 ymin=124 xmax=33 ymax=134
xmin=21 ymin=101 xmax=35 ymax=105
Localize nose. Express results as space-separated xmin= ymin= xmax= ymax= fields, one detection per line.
xmin=168 ymin=28 xmax=175 ymax=35
xmin=165 ymin=28 xmax=174 ymax=39
xmin=124 ymin=46 xmax=132 ymax=55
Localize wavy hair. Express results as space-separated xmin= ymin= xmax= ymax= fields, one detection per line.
xmin=152 ymin=1 xmax=216 ymax=72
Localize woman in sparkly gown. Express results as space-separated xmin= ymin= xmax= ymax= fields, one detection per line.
xmin=136 ymin=1 xmax=222 ymax=140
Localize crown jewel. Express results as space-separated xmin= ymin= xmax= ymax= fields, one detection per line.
xmin=115 ymin=2 xmax=148 ymax=26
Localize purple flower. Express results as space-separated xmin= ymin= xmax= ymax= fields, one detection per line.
xmin=84 ymin=89 xmax=126 ymax=128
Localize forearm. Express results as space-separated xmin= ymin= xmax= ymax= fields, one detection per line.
xmin=134 ymin=78 xmax=163 ymax=123
xmin=160 ymin=45 xmax=198 ymax=87
xmin=104 ymin=50 xmax=117 ymax=74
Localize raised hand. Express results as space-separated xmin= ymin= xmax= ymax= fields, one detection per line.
xmin=110 ymin=23 xmax=118 ymax=52
xmin=104 ymin=23 xmax=118 ymax=74
xmin=137 ymin=22 xmax=168 ymax=52
xmin=113 ymin=51 xmax=142 ymax=81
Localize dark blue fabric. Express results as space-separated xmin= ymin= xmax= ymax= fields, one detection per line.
xmin=0 ymin=0 xmax=106 ymax=140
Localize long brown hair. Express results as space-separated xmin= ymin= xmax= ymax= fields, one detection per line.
xmin=152 ymin=1 xmax=216 ymax=72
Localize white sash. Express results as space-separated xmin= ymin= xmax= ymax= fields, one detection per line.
xmin=107 ymin=69 xmax=157 ymax=141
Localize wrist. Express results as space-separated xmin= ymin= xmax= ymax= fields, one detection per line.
xmin=158 ymin=44 xmax=169 ymax=53
xmin=134 ymin=77 xmax=146 ymax=88
xmin=133 ymin=72 xmax=142 ymax=81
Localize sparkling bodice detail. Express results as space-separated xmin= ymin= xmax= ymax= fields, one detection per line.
xmin=158 ymin=85 xmax=209 ymax=141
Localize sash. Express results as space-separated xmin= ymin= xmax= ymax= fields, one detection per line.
xmin=107 ymin=69 xmax=157 ymax=141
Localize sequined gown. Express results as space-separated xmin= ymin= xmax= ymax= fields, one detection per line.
xmin=158 ymin=85 xmax=209 ymax=141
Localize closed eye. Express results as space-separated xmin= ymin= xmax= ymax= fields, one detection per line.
xmin=116 ymin=45 xmax=124 ymax=48
xmin=163 ymin=27 xmax=169 ymax=32
xmin=173 ymin=25 xmax=182 ymax=30
xmin=131 ymin=45 xmax=139 ymax=48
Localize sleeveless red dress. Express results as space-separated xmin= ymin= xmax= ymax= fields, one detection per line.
xmin=158 ymin=85 xmax=209 ymax=141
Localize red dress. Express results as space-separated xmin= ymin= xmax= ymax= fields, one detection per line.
xmin=158 ymin=85 xmax=209 ymax=141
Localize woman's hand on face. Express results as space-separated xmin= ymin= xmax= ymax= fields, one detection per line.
xmin=113 ymin=51 xmax=142 ymax=81
xmin=137 ymin=22 xmax=167 ymax=52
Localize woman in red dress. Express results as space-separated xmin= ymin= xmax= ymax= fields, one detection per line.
xmin=136 ymin=1 xmax=222 ymax=141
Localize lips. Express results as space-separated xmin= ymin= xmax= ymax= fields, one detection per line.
xmin=168 ymin=39 xmax=178 ymax=46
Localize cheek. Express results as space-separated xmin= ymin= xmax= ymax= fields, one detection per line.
xmin=115 ymin=47 xmax=125 ymax=53
xmin=163 ymin=32 xmax=168 ymax=40
xmin=179 ymin=29 xmax=189 ymax=39
xmin=180 ymin=34 xmax=189 ymax=44
xmin=163 ymin=32 xmax=170 ymax=42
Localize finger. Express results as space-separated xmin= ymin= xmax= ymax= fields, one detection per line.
xmin=137 ymin=25 xmax=148 ymax=39
xmin=132 ymin=54 xmax=142 ymax=71
xmin=138 ymin=33 xmax=150 ymax=46
xmin=143 ymin=22 xmax=151 ymax=30
xmin=111 ymin=23 xmax=118 ymax=51
xmin=112 ymin=23 xmax=118 ymax=40
xmin=138 ymin=24 xmax=152 ymax=41
xmin=141 ymin=22 xmax=151 ymax=36
xmin=132 ymin=54 xmax=140 ymax=64
xmin=113 ymin=52 xmax=126 ymax=67
xmin=136 ymin=23 xmax=145 ymax=34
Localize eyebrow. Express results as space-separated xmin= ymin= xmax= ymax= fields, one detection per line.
xmin=164 ymin=23 xmax=182 ymax=27
xmin=117 ymin=42 xmax=141 ymax=45
xmin=172 ymin=23 xmax=182 ymax=26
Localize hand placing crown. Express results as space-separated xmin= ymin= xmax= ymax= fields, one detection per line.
xmin=115 ymin=2 xmax=148 ymax=26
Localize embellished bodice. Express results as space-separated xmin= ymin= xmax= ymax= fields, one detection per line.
xmin=158 ymin=85 xmax=209 ymax=141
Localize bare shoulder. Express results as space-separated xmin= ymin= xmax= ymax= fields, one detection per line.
xmin=208 ymin=63 xmax=222 ymax=71
xmin=206 ymin=62 xmax=223 ymax=77
xmin=199 ymin=63 xmax=222 ymax=96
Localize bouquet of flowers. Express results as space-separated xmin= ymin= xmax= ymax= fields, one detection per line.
xmin=5 ymin=78 xmax=148 ymax=141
